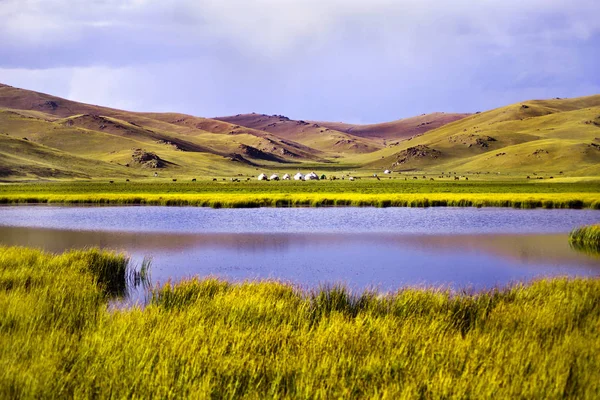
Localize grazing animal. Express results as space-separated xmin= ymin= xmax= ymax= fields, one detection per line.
xmin=172 ymin=179 xmax=177 ymax=182
xmin=413 ymin=176 xmax=418 ymax=180
xmin=154 ymin=172 xmax=158 ymax=177
xmin=349 ymin=176 xmax=355 ymax=181
xmin=192 ymin=178 xmax=196 ymax=182
xmin=109 ymin=180 xmax=114 ymax=184
xmin=430 ymin=178 xmax=434 ymax=181
xmin=465 ymin=177 xmax=468 ymax=181
xmin=212 ymin=178 xmax=217 ymax=181
xmin=125 ymin=179 xmax=130 ymax=182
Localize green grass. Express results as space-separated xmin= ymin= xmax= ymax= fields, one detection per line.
xmin=1 ymin=246 xmax=599 ymax=398
xmin=569 ymin=224 xmax=600 ymax=254
xmin=1 ymin=180 xmax=599 ymax=209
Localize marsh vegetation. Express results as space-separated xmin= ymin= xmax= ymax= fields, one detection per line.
xmin=570 ymin=224 xmax=600 ymax=254
xmin=1 ymin=246 xmax=599 ymax=398
xmin=1 ymin=180 xmax=599 ymax=209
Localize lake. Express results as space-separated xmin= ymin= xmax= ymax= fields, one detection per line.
xmin=1 ymin=206 xmax=599 ymax=302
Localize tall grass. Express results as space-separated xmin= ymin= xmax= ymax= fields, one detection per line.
xmin=1 ymin=247 xmax=600 ymax=398
xmin=0 ymin=180 xmax=599 ymax=209
xmin=0 ymin=192 xmax=598 ymax=209
xmin=569 ymin=224 xmax=600 ymax=254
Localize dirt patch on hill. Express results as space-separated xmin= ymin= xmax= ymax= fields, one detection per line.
xmin=449 ymin=134 xmax=497 ymax=148
xmin=131 ymin=149 xmax=164 ymax=168
xmin=531 ymin=149 xmax=549 ymax=157
xmin=156 ymin=140 xmax=183 ymax=151
xmin=392 ymin=145 xmax=442 ymax=167
xmin=238 ymin=144 xmax=287 ymax=163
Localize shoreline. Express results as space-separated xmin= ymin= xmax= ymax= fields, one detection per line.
xmin=1 ymin=193 xmax=599 ymax=209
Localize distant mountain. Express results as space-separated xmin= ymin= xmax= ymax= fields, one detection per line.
xmin=0 ymin=82 xmax=598 ymax=180
xmin=311 ymin=112 xmax=470 ymax=141
xmin=214 ymin=113 xmax=383 ymax=154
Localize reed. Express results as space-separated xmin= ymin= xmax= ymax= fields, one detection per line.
xmin=569 ymin=224 xmax=600 ymax=254
xmin=0 ymin=180 xmax=598 ymax=209
xmin=0 ymin=192 xmax=598 ymax=209
xmin=1 ymin=247 xmax=599 ymax=398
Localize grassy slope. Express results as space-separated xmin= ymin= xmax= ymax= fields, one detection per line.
xmin=1 ymin=246 xmax=599 ymax=398
xmin=0 ymin=135 xmax=137 ymax=180
xmin=214 ymin=113 xmax=384 ymax=154
xmin=0 ymin=83 xmax=599 ymax=179
xmin=312 ymin=112 xmax=470 ymax=141
xmin=354 ymin=96 xmax=600 ymax=175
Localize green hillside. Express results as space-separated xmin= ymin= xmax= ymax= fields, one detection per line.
xmin=0 ymin=83 xmax=598 ymax=180
xmin=353 ymin=95 xmax=600 ymax=176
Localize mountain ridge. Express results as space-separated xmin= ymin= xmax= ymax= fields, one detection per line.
xmin=1 ymin=83 xmax=598 ymax=180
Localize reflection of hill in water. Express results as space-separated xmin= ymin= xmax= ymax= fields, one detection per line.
xmin=1 ymin=227 xmax=599 ymax=270
xmin=0 ymin=227 xmax=338 ymax=253
xmin=390 ymin=234 xmax=600 ymax=269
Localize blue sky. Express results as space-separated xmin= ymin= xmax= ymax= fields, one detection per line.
xmin=1 ymin=0 xmax=599 ymax=123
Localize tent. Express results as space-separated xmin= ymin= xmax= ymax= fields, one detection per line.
xmin=304 ymin=172 xmax=319 ymax=180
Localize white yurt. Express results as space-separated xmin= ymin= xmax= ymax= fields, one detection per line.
xmin=294 ymin=172 xmax=304 ymax=181
xmin=282 ymin=174 xmax=291 ymax=180
xmin=304 ymin=172 xmax=319 ymax=180
xmin=384 ymin=170 xmax=391 ymax=174
xmin=257 ymin=173 xmax=268 ymax=181
xmin=269 ymin=174 xmax=280 ymax=181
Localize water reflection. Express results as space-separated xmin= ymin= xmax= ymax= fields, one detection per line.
xmin=1 ymin=226 xmax=598 ymax=296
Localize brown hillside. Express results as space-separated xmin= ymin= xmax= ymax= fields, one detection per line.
xmin=0 ymin=83 xmax=125 ymax=118
xmin=0 ymin=84 xmax=325 ymax=164
xmin=214 ymin=113 xmax=383 ymax=154
xmin=312 ymin=112 xmax=470 ymax=141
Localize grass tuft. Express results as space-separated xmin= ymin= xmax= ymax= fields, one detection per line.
xmin=1 ymin=246 xmax=600 ymax=398
xmin=569 ymin=224 xmax=600 ymax=254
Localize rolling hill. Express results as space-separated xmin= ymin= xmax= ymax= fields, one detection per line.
xmin=311 ymin=112 xmax=470 ymax=141
xmin=0 ymin=82 xmax=598 ymax=180
xmin=350 ymin=95 xmax=600 ymax=176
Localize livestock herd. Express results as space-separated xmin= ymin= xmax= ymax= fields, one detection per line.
xmin=257 ymin=172 xmax=323 ymax=181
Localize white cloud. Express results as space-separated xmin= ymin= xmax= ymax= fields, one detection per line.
xmin=1 ymin=0 xmax=598 ymax=121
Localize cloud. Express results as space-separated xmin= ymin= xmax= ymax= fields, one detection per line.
xmin=1 ymin=0 xmax=599 ymax=121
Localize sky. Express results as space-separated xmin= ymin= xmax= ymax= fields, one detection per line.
xmin=0 ymin=0 xmax=599 ymax=123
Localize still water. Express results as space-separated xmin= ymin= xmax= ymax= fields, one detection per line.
xmin=0 ymin=206 xmax=599 ymax=298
